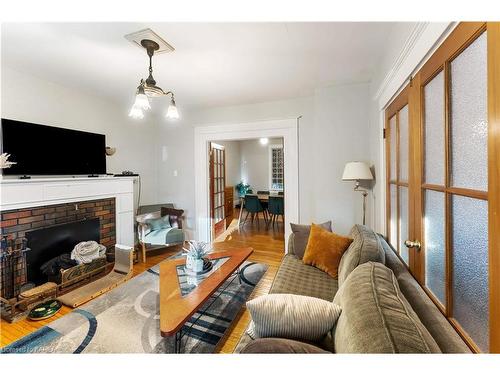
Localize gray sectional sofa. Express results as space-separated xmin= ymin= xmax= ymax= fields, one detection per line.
xmin=235 ymin=224 xmax=470 ymax=353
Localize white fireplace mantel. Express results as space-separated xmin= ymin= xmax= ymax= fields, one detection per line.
xmin=0 ymin=176 xmax=135 ymax=246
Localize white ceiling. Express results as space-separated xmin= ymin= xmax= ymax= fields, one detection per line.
xmin=1 ymin=22 xmax=396 ymax=112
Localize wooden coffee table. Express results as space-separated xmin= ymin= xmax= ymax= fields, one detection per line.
xmin=159 ymin=247 xmax=253 ymax=353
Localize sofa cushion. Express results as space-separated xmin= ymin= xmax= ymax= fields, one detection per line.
xmin=269 ymin=254 xmax=338 ymax=301
xmin=246 ymin=294 xmax=341 ymax=341
xmin=337 ymin=224 xmax=385 ymax=286
xmin=241 ymin=338 xmax=330 ymax=354
xmin=378 ymin=236 xmax=471 ymax=353
xmin=333 ymin=262 xmax=441 ymax=353
xmin=289 ymin=221 xmax=332 ymax=259
xmin=302 ymin=224 xmax=353 ymax=278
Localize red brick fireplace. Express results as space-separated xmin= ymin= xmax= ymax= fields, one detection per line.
xmin=0 ymin=198 xmax=116 ymax=298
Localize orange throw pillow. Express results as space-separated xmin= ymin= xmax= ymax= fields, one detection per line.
xmin=302 ymin=223 xmax=353 ymax=278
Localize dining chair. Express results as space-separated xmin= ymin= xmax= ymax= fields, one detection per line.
xmin=243 ymin=194 xmax=268 ymax=229
xmin=267 ymin=196 xmax=284 ymax=229
xmin=256 ymin=190 xmax=270 ymax=210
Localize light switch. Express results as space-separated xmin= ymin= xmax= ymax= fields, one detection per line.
xmin=173 ymin=170 xmax=178 ymax=177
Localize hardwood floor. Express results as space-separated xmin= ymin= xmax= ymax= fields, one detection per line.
xmin=0 ymin=215 xmax=285 ymax=352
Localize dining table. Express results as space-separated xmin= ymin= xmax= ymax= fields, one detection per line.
xmin=237 ymin=193 xmax=282 ymax=226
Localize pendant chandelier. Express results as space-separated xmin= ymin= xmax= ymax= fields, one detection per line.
xmin=129 ymin=39 xmax=179 ymax=120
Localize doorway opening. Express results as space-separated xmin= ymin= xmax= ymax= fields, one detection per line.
xmin=194 ymin=118 xmax=299 ymax=252
xmin=209 ymin=137 xmax=285 ymax=245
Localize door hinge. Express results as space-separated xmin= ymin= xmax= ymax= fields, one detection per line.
xmin=383 ymin=128 xmax=387 ymax=139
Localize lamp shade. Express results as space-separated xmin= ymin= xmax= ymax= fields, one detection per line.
xmin=342 ymin=162 xmax=373 ymax=181
xmin=128 ymin=105 xmax=144 ymax=119
xmin=133 ymin=85 xmax=151 ymax=110
xmin=166 ymin=98 xmax=179 ymax=119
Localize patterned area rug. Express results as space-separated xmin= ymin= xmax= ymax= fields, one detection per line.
xmin=2 ymin=255 xmax=267 ymax=354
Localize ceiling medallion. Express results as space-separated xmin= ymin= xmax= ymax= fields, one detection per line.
xmin=129 ymin=39 xmax=179 ymax=120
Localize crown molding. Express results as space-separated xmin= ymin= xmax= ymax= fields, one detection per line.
xmin=373 ymin=22 xmax=429 ymax=101
xmin=374 ymin=22 xmax=458 ymax=110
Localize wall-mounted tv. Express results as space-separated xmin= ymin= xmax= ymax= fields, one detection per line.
xmin=1 ymin=118 xmax=106 ymax=176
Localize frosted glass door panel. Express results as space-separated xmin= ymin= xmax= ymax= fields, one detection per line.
xmin=389 ymin=115 xmax=397 ymax=181
xmin=424 ymin=190 xmax=446 ymax=305
xmin=399 ymin=105 xmax=409 ymax=182
xmin=450 ymin=32 xmax=488 ymax=191
xmin=452 ymin=195 xmax=489 ymax=352
xmin=390 ymin=185 xmax=397 ymax=247
xmin=399 ymin=186 xmax=409 ymax=264
xmin=424 ymin=71 xmax=445 ymax=185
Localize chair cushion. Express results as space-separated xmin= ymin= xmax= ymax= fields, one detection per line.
xmin=241 ymin=338 xmax=330 ymax=354
xmin=302 ymin=224 xmax=353 ymax=278
xmin=246 ymin=294 xmax=341 ymax=342
xmin=143 ymin=228 xmax=184 ymax=245
xmin=337 ymin=224 xmax=385 ymax=286
xmin=290 ymin=221 xmax=332 ymax=259
xmin=333 ymin=262 xmax=441 ymax=353
xmin=145 ymin=215 xmax=171 ymax=231
xmin=269 ymin=254 xmax=338 ymax=301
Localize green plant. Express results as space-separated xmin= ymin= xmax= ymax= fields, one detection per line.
xmin=182 ymin=240 xmax=210 ymax=260
xmin=235 ymin=181 xmax=251 ymax=197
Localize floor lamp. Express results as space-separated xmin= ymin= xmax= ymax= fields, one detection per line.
xmin=342 ymin=162 xmax=374 ymax=226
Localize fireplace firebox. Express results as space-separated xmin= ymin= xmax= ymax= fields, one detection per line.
xmin=25 ymin=218 xmax=100 ymax=285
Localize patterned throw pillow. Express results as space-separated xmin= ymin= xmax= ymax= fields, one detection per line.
xmin=246 ymin=294 xmax=342 ymax=342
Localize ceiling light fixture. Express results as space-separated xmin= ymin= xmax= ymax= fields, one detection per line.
xmin=129 ymin=39 xmax=179 ymax=120
xmin=259 ymin=138 xmax=269 ymax=145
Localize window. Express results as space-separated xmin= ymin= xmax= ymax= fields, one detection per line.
xmin=269 ymin=145 xmax=284 ymax=191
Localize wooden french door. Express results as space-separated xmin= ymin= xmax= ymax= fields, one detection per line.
xmin=209 ymin=143 xmax=226 ymax=239
xmin=385 ymin=86 xmax=413 ymax=268
xmin=386 ymin=22 xmax=500 ymax=353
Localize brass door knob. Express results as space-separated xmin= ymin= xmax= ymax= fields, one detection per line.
xmin=404 ymin=240 xmax=421 ymax=250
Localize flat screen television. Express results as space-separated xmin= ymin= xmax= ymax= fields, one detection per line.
xmin=1 ymin=118 xmax=106 ymax=176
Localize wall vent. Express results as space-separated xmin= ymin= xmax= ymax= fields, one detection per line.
xmin=124 ymin=28 xmax=174 ymax=54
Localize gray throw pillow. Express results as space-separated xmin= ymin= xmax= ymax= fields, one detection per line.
xmin=290 ymin=221 xmax=332 ymax=259
xmin=246 ymin=294 xmax=341 ymax=342
xmin=145 ymin=215 xmax=171 ymax=231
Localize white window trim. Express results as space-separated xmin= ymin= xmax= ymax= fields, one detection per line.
xmin=268 ymin=144 xmax=284 ymax=191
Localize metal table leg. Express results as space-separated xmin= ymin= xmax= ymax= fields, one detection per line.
xmin=174 ymin=330 xmax=182 ymax=353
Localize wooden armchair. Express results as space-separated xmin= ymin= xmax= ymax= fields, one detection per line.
xmin=136 ymin=206 xmax=185 ymax=263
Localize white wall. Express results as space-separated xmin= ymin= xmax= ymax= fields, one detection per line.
xmin=311 ymin=84 xmax=371 ymax=234
xmin=240 ymin=138 xmax=282 ymax=192
xmin=157 ymin=83 xmax=371 ymax=237
xmin=1 ymin=66 xmax=160 ymax=205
